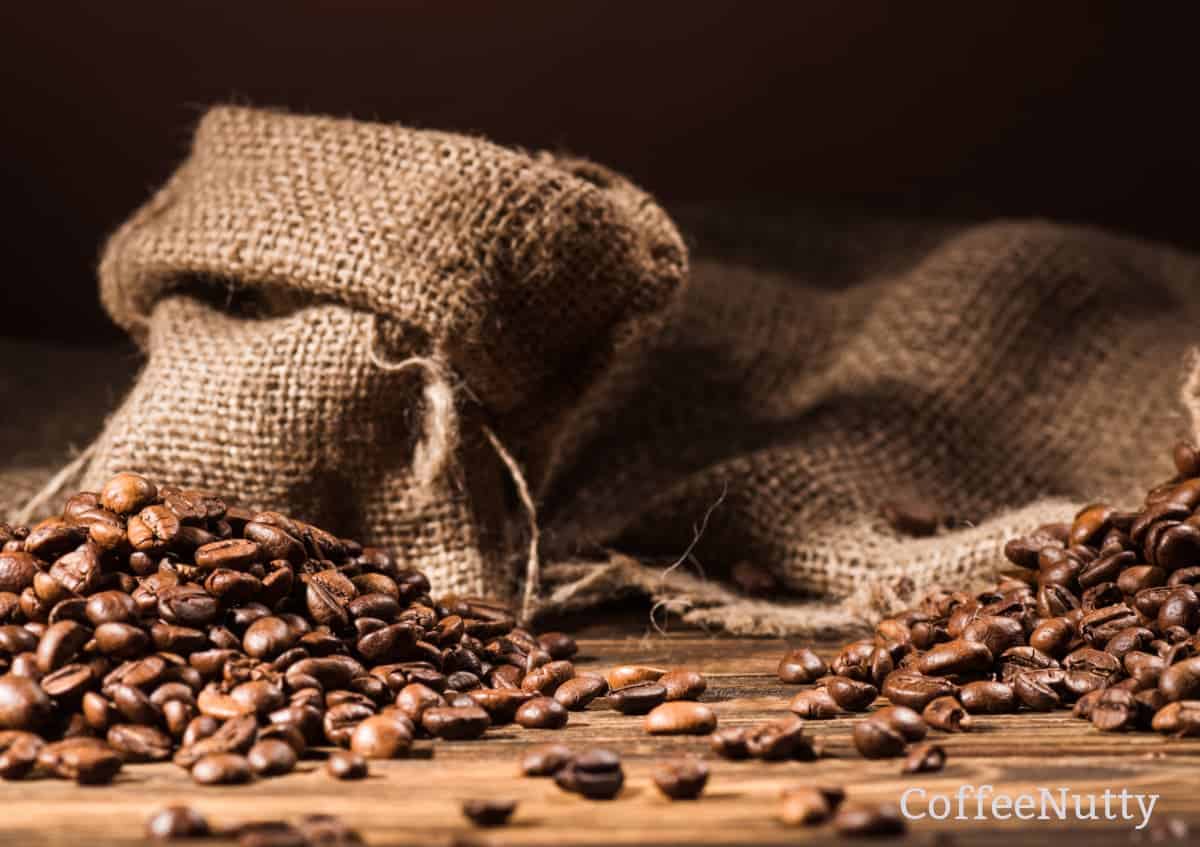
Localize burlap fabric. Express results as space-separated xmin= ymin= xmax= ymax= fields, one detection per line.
xmin=6 ymin=106 xmax=1200 ymax=635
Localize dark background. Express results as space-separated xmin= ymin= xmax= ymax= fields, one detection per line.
xmin=3 ymin=2 xmax=1197 ymax=344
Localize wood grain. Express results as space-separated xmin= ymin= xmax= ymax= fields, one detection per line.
xmin=3 ymin=626 xmax=1198 ymax=846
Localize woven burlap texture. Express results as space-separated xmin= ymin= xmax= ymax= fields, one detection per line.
xmin=73 ymin=106 xmax=687 ymax=601
xmin=8 ymin=106 xmax=1200 ymax=636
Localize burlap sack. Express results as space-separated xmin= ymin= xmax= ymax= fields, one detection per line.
xmin=8 ymin=106 xmax=1200 ymax=636
xmin=37 ymin=106 xmax=688 ymax=610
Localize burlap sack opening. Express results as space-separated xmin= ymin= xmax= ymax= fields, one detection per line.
xmin=47 ymin=106 xmax=688 ymax=608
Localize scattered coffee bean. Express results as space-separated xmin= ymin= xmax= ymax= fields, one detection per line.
xmin=922 ymin=696 xmax=971 ymax=732
xmin=834 ymin=803 xmax=907 ymax=836
xmin=146 ymin=806 xmax=210 ymax=839
xmin=901 ymin=742 xmax=946 ymax=773
xmin=853 ymin=718 xmax=907 ymax=759
xmin=247 ymin=739 xmax=298 ymax=776
xmin=709 ymin=726 xmax=752 ymax=760
xmin=553 ymin=675 xmax=608 ymax=710
xmin=779 ymin=786 xmax=843 ymax=826
xmin=644 ymin=701 xmax=717 ymax=735
xmin=191 ymin=753 xmax=252 ymax=785
xmin=824 ymin=676 xmax=877 ymax=712
xmin=608 ymin=681 xmax=668 ymax=715
xmin=554 ymin=748 xmax=623 ymax=800
xmin=778 ymin=648 xmax=828 ymax=684
xmin=658 ymin=669 xmax=707 ymax=701
xmin=326 ymin=750 xmax=368 ymax=780
xmin=520 ymin=743 xmax=572 ymax=776
xmin=462 ymin=799 xmax=516 ymax=827
xmin=515 ymin=697 xmax=569 ymax=729
xmin=788 ymin=687 xmax=843 ymax=719
xmin=652 ymin=758 xmax=708 ymax=800
xmin=604 ymin=665 xmax=665 ymax=690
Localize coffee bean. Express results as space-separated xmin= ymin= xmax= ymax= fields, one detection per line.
xmin=462 ymin=799 xmax=517 ymax=827
xmin=520 ymin=660 xmax=574 ymax=695
xmin=350 ymin=714 xmax=413 ymax=758
xmin=0 ymin=730 xmax=43 ymax=779
xmin=191 ymin=752 xmax=252 ymax=785
xmin=780 ymin=786 xmax=840 ymax=825
xmin=778 ymin=648 xmax=828 ymax=684
xmin=788 ymin=687 xmax=842 ymax=720
xmin=709 ymin=726 xmax=752 ymax=760
xmin=824 ymin=676 xmax=877 ymax=711
xmin=746 ymin=716 xmax=815 ymax=761
xmin=834 ymin=803 xmax=906 ymax=837
xmin=644 ymin=701 xmax=717 ymax=735
xmin=41 ymin=663 xmax=95 ymax=699
xmin=36 ymin=620 xmax=91 ymax=672
xmin=959 ymin=680 xmax=1018 ymax=714
xmin=608 ymin=681 xmax=668 ymax=715
xmin=421 ymin=705 xmax=490 ymax=740
xmin=247 ymin=738 xmax=298 ymax=775
xmin=0 ymin=673 xmax=51 ymax=731
xmin=326 ymin=749 xmax=368 ymax=780
xmin=652 ymin=757 xmax=709 ymax=800
xmin=100 ymin=473 xmax=157 ymax=516
xmin=537 ymin=632 xmax=577 ymax=660
xmin=467 ymin=688 xmax=533 ymax=723
xmin=603 ymin=665 xmax=665 ymax=689
xmin=917 ymin=639 xmax=993 ymax=677
xmin=659 ymin=669 xmax=706 ymax=700
xmin=554 ymin=748 xmax=623 ymax=800
xmin=41 ymin=738 xmax=124 ymax=784
xmin=1092 ymin=688 xmax=1146 ymax=732
xmin=521 ymin=743 xmax=573 ymax=776
xmin=902 ymin=742 xmax=946 ymax=773
xmin=146 ymin=806 xmax=210 ymax=839
xmin=922 ymin=696 xmax=971 ymax=731
xmin=1160 ymin=656 xmax=1200 ymax=701
xmin=108 ymin=723 xmax=173 ymax=762
xmin=853 ymin=718 xmax=907 ymax=759
xmin=871 ymin=705 xmax=927 ymax=741
xmin=553 ymin=675 xmax=607 ymax=711
xmin=880 ymin=671 xmax=957 ymax=711
xmin=394 ymin=683 xmax=447 ymax=722
xmin=1151 ymin=700 xmax=1200 ymax=735
xmin=515 ymin=696 xmax=569 ymax=729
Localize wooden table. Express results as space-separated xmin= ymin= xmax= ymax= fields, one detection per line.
xmin=6 ymin=617 xmax=1198 ymax=846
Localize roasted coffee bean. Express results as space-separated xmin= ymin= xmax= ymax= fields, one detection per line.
xmin=0 ymin=674 xmax=51 ymax=731
xmin=644 ymin=701 xmax=716 ymax=735
xmin=48 ymin=740 xmax=124 ymax=784
xmin=780 ymin=786 xmax=842 ymax=826
xmin=247 ymin=738 xmax=299 ymax=776
xmin=871 ymin=705 xmax=927 ymax=741
xmin=834 ymin=804 xmax=906 ymax=837
xmin=1029 ymin=618 xmax=1075 ymax=657
xmin=0 ymin=730 xmax=43 ymax=779
xmin=94 ymin=622 xmax=149 ymax=658
xmin=520 ymin=660 xmax=574 ymax=695
xmin=652 ymin=758 xmax=709 ymax=800
xmin=603 ymin=665 xmax=664 ymax=690
xmin=1160 ymin=656 xmax=1200 ymax=701
xmin=348 ymin=712 xmax=413 ymax=760
xmin=146 ymin=806 xmax=210 ymax=839
xmin=41 ymin=663 xmax=95 ymax=699
xmin=108 ymin=723 xmax=172 ymax=762
xmin=746 ymin=716 xmax=815 ymax=761
xmin=1158 ymin=587 xmax=1200 ymax=631
xmin=554 ymin=748 xmax=623 ymax=800
xmin=1092 ymin=688 xmax=1146 ymax=732
xmin=462 ymin=798 xmax=517 ymax=827
xmin=881 ymin=671 xmax=957 ymax=711
xmin=922 ymin=695 xmax=971 ymax=731
xmin=788 ymin=686 xmax=843 ymax=719
xmin=553 ymin=675 xmax=607 ymax=711
xmin=658 ymin=669 xmax=707 ymax=700
xmin=515 ymin=696 xmax=569 ymax=729
xmin=174 ymin=714 xmax=257 ymax=767
xmin=326 ymin=749 xmax=368 ymax=780
xmin=421 ymin=705 xmax=490 ymax=740
xmin=902 ymin=742 xmax=946 ymax=773
xmin=917 ymin=639 xmax=992 ymax=677
xmin=394 ymin=682 xmax=446 ymax=721
xmin=100 ymin=473 xmax=157 ymax=515
xmin=959 ymin=680 xmax=1018 ymax=714
xmin=824 ymin=676 xmax=877 ymax=711
xmin=709 ymin=726 xmax=752 ymax=760
xmin=1013 ymin=669 xmax=1065 ymax=711
xmin=608 ymin=681 xmax=668 ymax=715
xmin=0 ymin=553 xmax=37 ymax=595
xmin=36 ymin=620 xmax=90 ymax=672
xmin=191 ymin=752 xmax=252 ymax=785
xmin=1151 ymin=700 xmax=1200 ymax=735
xmin=467 ymin=688 xmax=533 ymax=723
xmin=521 ymin=742 xmax=573 ymax=776
xmin=537 ymin=631 xmax=577 ymax=660
xmin=962 ymin=615 xmax=1025 ymax=657
xmin=853 ymin=718 xmax=907 ymax=759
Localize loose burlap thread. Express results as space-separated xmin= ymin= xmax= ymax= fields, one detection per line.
xmin=6 ymin=106 xmax=1200 ymax=636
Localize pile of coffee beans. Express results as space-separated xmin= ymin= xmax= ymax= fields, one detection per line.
xmin=772 ymin=440 xmax=1200 ymax=775
xmin=0 ymin=472 xmax=593 ymax=785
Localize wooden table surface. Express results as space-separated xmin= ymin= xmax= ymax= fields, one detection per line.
xmin=4 ymin=616 xmax=1198 ymax=847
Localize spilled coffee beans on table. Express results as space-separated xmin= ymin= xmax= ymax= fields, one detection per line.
xmin=0 ymin=472 xmax=584 ymax=785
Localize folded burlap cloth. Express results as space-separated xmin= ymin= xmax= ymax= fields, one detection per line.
xmin=6 ymin=106 xmax=1200 ymax=636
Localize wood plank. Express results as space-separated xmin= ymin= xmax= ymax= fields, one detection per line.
xmin=2 ymin=631 xmax=1196 ymax=846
